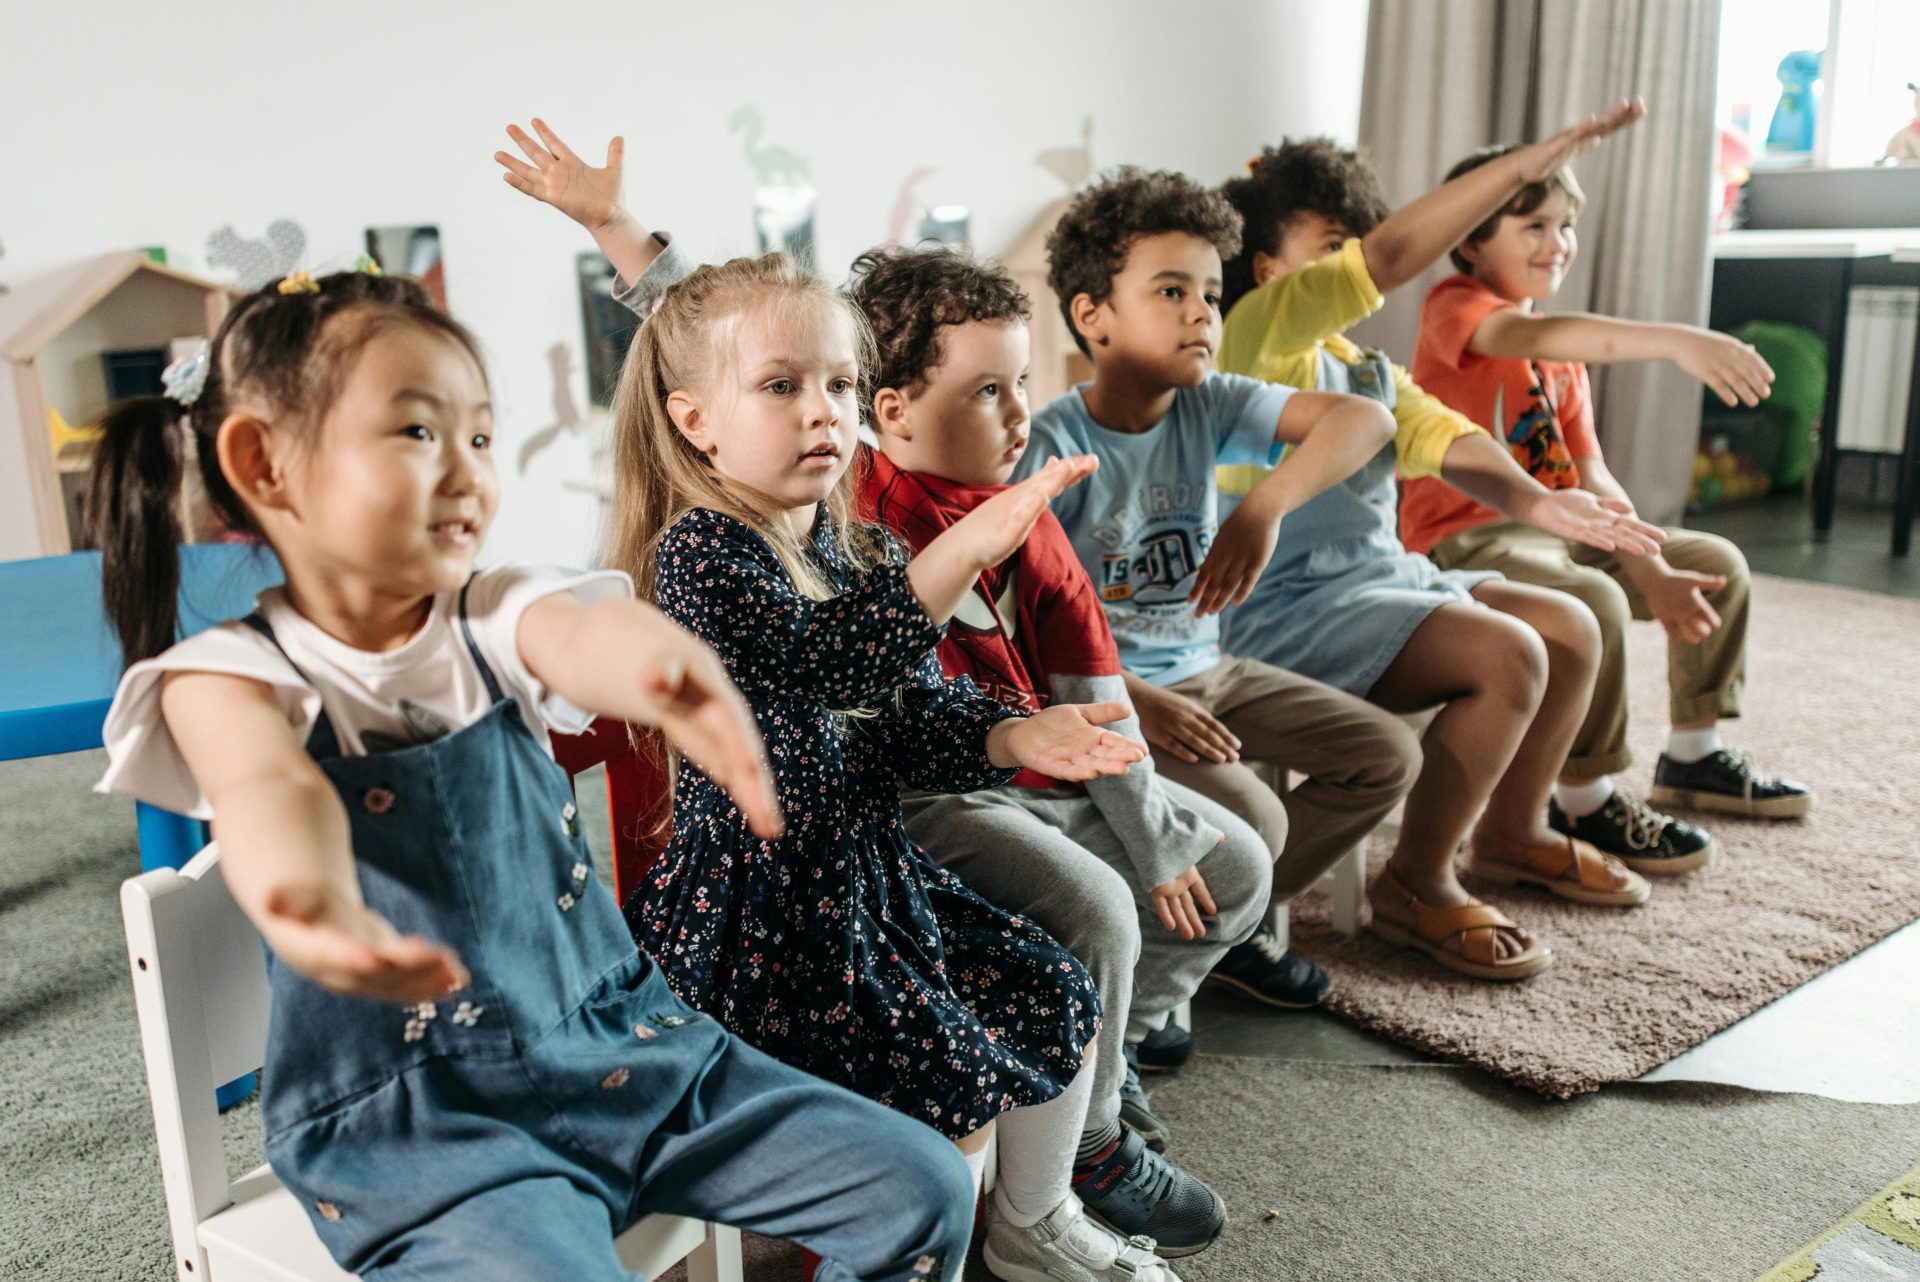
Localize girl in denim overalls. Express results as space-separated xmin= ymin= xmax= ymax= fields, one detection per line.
xmin=599 ymin=251 xmax=1186 ymax=1282
xmin=92 ymin=268 xmax=975 ymax=1282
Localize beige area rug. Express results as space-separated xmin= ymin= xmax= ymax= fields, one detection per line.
xmin=1287 ymin=573 xmax=1920 ymax=1098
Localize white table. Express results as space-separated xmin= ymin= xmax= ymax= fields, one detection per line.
xmin=1711 ymin=228 xmax=1920 ymax=554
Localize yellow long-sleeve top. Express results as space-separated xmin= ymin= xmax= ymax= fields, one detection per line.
xmin=1216 ymin=237 xmax=1485 ymax=497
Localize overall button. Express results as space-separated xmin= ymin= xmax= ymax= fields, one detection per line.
xmin=363 ymin=786 xmax=396 ymax=814
xmin=601 ymin=1068 xmax=631 ymax=1089
xmin=316 ymin=1201 xmax=343 ymax=1222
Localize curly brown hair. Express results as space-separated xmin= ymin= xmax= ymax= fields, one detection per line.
xmin=1443 ymin=144 xmax=1585 ymax=274
xmin=846 ymin=245 xmax=1031 ymax=417
xmin=1218 ymin=138 xmax=1391 ymax=311
xmin=1046 ymin=166 xmax=1243 ymax=355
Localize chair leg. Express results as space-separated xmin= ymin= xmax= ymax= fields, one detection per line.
xmin=1169 ymin=999 xmax=1192 ymax=1031
xmin=687 ymin=1223 xmax=744 ymax=1282
xmin=1329 ymin=844 xmax=1367 ymax=936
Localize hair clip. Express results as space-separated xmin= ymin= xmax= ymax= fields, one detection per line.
xmin=355 ymin=254 xmax=383 ymax=277
xmin=161 ymin=341 xmax=211 ymax=407
xmin=1247 ymin=156 xmax=1261 ymax=174
xmin=277 ymin=270 xmax=319 ymax=295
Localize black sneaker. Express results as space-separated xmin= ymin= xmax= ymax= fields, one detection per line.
xmin=1073 ymin=1125 xmax=1227 ymax=1258
xmin=1119 ymin=1043 xmax=1170 ymax=1152
xmin=1549 ymin=790 xmax=1714 ymax=874
xmin=1133 ymin=1022 xmax=1193 ymax=1074
xmin=1202 ymin=928 xmax=1331 ymax=1009
xmin=1651 ymin=748 xmax=1813 ymax=819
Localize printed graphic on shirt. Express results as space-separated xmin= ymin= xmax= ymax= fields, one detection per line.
xmin=1498 ymin=366 xmax=1578 ymax=490
xmin=944 ymin=566 xmax=1039 ymax=713
xmin=1088 ymin=479 xmax=1216 ymax=646
xmin=361 ymin=699 xmax=454 ymax=754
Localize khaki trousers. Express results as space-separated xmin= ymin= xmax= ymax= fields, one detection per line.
xmin=1152 ymin=657 xmax=1422 ymax=900
xmin=1430 ymin=520 xmax=1750 ymax=779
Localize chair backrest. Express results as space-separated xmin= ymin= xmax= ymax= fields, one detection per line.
xmin=549 ymin=717 xmax=672 ymax=903
xmin=122 ymin=845 xmax=272 ymax=1281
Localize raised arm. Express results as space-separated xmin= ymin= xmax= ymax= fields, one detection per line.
xmin=904 ymin=454 xmax=1098 ymax=623
xmin=495 ymin=118 xmax=663 ymax=285
xmin=518 ymin=592 xmax=782 ymax=838
xmin=1361 ymin=98 xmax=1645 ymax=295
xmin=1439 ymin=430 xmax=1663 ymax=555
xmin=161 ymin=672 xmax=466 ymax=1003
xmin=1190 ymin=391 xmax=1394 ymax=616
xmin=1469 ymin=310 xmax=1775 ymax=408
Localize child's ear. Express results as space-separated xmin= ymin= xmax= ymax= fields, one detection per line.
xmin=870 ymin=386 xmax=912 ymax=442
xmin=666 ymin=390 xmax=715 ymax=455
xmin=1251 ymin=251 xmax=1281 ymax=288
xmin=1456 ymin=238 xmax=1484 ymax=270
xmin=1068 ymin=293 xmax=1110 ymax=349
xmin=216 ymin=414 xmax=290 ymax=513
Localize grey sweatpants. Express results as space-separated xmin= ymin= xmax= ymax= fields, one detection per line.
xmin=900 ymin=779 xmax=1270 ymax=1136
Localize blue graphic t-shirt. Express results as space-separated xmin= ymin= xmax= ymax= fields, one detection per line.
xmin=1015 ymin=374 xmax=1294 ymax=685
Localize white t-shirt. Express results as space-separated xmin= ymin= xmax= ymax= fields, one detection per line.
xmin=96 ymin=564 xmax=630 ymax=819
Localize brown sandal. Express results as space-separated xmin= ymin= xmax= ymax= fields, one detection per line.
xmin=1470 ymin=831 xmax=1651 ymax=906
xmin=1367 ymin=867 xmax=1553 ymax=982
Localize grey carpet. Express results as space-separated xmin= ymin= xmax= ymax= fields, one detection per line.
xmin=1289 ymin=573 xmax=1920 ymax=1097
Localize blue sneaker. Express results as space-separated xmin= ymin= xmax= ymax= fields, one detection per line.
xmin=1134 ymin=1022 xmax=1193 ymax=1074
xmin=1204 ymin=928 xmax=1331 ymax=1009
xmin=1072 ymin=1126 xmax=1226 ymax=1258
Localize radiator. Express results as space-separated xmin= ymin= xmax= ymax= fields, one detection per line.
xmin=1836 ymin=286 xmax=1918 ymax=454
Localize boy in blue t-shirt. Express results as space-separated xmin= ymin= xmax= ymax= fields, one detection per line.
xmin=1014 ymin=166 xmax=1412 ymax=1006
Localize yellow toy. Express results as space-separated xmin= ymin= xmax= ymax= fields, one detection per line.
xmin=46 ymin=407 xmax=101 ymax=460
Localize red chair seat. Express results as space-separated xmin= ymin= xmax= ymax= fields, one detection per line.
xmin=549 ymin=718 xmax=671 ymax=903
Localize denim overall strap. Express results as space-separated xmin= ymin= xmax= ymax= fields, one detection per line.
xmin=240 ymin=613 xmax=342 ymax=760
xmin=454 ymin=579 xmax=507 ymax=707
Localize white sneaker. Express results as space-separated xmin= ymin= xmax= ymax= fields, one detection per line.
xmin=983 ymin=1185 xmax=1180 ymax=1282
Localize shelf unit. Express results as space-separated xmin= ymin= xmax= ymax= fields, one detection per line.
xmin=0 ymin=252 xmax=236 ymax=559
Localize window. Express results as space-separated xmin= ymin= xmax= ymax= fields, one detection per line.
xmin=1716 ymin=0 xmax=1920 ymax=170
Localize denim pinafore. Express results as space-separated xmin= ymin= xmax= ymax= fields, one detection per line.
xmin=243 ymin=593 xmax=733 ymax=1273
xmin=1219 ymin=346 xmax=1498 ymax=697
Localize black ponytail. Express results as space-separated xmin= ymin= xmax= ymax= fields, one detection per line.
xmin=87 ymin=268 xmax=485 ymax=670
xmin=88 ymin=397 xmax=192 ymax=668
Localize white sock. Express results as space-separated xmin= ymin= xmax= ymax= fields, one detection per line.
xmin=1665 ymin=725 xmax=1722 ymax=763
xmin=961 ymin=1141 xmax=990 ymax=1207
xmin=1555 ymin=775 xmax=1615 ymax=819
xmin=993 ymin=1046 xmax=1098 ymax=1226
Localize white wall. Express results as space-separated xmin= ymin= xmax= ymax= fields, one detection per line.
xmin=0 ymin=0 xmax=1366 ymax=565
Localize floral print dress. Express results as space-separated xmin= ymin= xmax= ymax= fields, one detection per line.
xmin=630 ymin=508 xmax=1101 ymax=1138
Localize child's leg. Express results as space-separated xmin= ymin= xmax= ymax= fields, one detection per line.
xmin=1580 ymin=530 xmax=1749 ymax=738
xmin=993 ymin=1036 xmax=1098 ymax=1219
xmin=1044 ymin=783 xmax=1268 ymax=1033
xmin=1433 ymin=521 xmax=1636 ymax=780
xmin=1466 ymin=581 xmax=1602 ymax=843
xmin=899 ymin=790 xmax=1138 ymax=1148
xmin=632 ymin=1034 xmax=974 ymax=1282
xmin=1152 ymin=658 xmax=1421 ymax=899
xmin=355 ymin=1175 xmax=654 ymax=1282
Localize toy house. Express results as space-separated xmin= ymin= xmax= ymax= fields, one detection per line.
xmin=0 ymin=253 xmax=236 ymax=559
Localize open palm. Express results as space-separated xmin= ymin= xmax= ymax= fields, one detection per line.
xmin=1003 ymin=702 xmax=1145 ymax=781
xmin=495 ymin=118 xmax=625 ymax=230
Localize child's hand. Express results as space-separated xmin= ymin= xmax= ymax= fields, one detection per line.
xmin=1674 ymin=330 xmax=1775 ymax=408
xmin=1130 ymin=683 xmax=1241 ymax=764
xmin=633 ymin=630 xmax=785 ymax=840
xmin=1641 ymin=567 xmax=1727 ymax=644
xmin=1150 ymin=864 xmax=1218 ymax=940
xmin=955 ymin=456 xmax=1098 ymax=571
xmin=495 ymin=118 xmax=626 ymax=231
xmin=986 ymin=702 xmax=1145 ymax=780
xmin=258 ymin=884 xmax=468 ymax=1004
xmin=1190 ymin=496 xmax=1282 ymax=617
xmin=1512 ymin=98 xmax=1647 ymax=182
xmin=1521 ymin=488 xmax=1665 ymax=557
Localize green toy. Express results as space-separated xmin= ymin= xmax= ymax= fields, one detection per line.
xmin=1724 ymin=320 xmax=1826 ymax=488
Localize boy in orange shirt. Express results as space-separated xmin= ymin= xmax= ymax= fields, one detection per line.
xmin=1408 ymin=146 xmax=1811 ymax=854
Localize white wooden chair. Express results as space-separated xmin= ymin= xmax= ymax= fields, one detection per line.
xmin=122 ymin=845 xmax=744 ymax=1282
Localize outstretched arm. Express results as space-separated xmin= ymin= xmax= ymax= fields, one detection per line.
xmin=162 ymin=673 xmax=467 ymax=1004
xmin=1361 ymin=98 xmax=1644 ymax=295
xmin=1439 ymin=430 xmax=1663 ymax=555
xmin=518 ymin=593 xmax=782 ymax=839
xmin=1469 ymin=310 xmax=1775 ymax=408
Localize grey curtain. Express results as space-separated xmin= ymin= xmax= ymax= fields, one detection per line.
xmin=1352 ymin=0 xmax=1723 ymax=525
